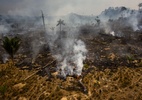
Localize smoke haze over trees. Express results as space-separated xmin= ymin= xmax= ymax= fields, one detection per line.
xmin=0 ymin=0 xmax=142 ymax=16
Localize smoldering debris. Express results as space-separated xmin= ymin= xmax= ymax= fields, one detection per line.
xmin=0 ymin=4 xmax=142 ymax=79
xmin=45 ymin=21 xmax=88 ymax=77
xmin=56 ymin=39 xmax=87 ymax=77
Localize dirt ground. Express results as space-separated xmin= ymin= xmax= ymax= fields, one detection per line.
xmin=0 ymin=32 xmax=142 ymax=100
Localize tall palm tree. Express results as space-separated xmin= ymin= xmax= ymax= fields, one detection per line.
xmin=2 ymin=36 xmax=21 ymax=63
xmin=56 ymin=19 xmax=65 ymax=34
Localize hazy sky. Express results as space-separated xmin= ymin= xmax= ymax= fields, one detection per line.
xmin=0 ymin=0 xmax=141 ymax=16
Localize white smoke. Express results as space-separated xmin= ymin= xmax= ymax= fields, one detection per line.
xmin=58 ymin=39 xmax=87 ymax=77
xmin=72 ymin=40 xmax=87 ymax=75
xmin=98 ymin=7 xmax=142 ymax=33
xmin=0 ymin=25 xmax=9 ymax=38
xmin=0 ymin=25 xmax=9 ymax=33
xmin=110 ymin=31 xmax=115 ymax=36
xmin=128 ymin=13 xmax=139 ymax=31
xmin=31 ymin=39 xmax=42 ymax=63
xmin=2 ymin=54 xmax=9 ymax=63
xmin=100 ymin=22 xmax=112 ymax=34
xmin=45 ymin=21 xmax=87 ymax=77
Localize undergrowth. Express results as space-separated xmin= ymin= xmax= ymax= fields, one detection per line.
xmin=0 ymin=63 xmax=142 ymax=100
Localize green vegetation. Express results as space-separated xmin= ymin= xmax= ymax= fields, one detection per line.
xmin=2 ymin=36 xmax=21 ymax=63
xmin=83 ymin=64 xmax=89 ymax=69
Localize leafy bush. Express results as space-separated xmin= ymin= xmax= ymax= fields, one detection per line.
xmin=2 ymin=36 xmax=21 ymax=62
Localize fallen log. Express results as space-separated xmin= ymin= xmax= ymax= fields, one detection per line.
xmin=24 ymin=59 xmax=56 ymax=81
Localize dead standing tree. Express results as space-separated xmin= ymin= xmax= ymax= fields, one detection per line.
xmin=41 ymin=10 xmax=46 ymax=31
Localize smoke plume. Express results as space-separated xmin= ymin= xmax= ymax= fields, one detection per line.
xmin=45 ymin=21 xmax=87 ymax=77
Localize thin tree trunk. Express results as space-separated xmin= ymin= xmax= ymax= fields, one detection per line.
xmin=41 ymin=10 xmax=46 ymax=31
xmin=60 ymin=24 xmax=61 ymax=34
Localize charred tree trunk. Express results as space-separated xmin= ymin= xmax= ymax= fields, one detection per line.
xmin=41 ymin=10 xmax=46 ymax=31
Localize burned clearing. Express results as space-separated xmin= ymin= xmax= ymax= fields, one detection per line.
xmin=0 ymin=5 xmax=142 ymax=100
